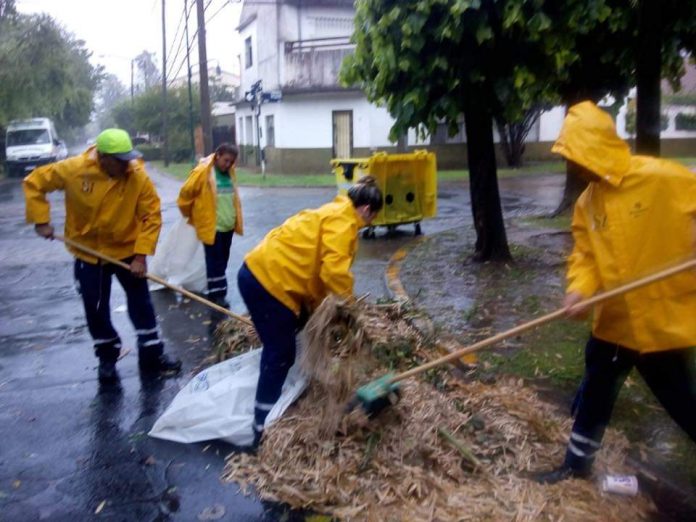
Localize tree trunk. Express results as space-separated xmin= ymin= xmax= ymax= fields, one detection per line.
xmin=464 ymin=95 xmax=511 ymax=262
xmin=396 ymin=131 xmax=408 ymax=153
xmin=494 ymin=116 xmax=514 ymax=167
xmin=551 ymin=161 xmax=588 ymax=217
xmin=636 ymin=0 xmax=661 ymax=156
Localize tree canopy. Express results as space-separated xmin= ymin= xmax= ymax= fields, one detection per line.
xmin=94 ymin=74 xmax=129 ymax=130
xmin=134 ymin=51 xmax=160 ymax=92
xmin=0 ymin=2 xmax=101 ymax=136
xmin=112 ymin=85 xmax=201 ymax=162
xmin=341 ymin=0 xmax=696 ymax=259
xmin=340 ymin=0 xmax=610 ymax=260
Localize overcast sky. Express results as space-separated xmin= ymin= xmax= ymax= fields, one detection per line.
xmin=16 ymin=0 xmax=244 ymax=87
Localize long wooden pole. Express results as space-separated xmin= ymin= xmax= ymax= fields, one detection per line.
xmin=391 ymin=258 xmax=696 ymax=384
xmin=55 ymin=235 xmax=253 ymax=326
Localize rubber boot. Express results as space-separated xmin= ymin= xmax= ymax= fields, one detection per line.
xmin=138 ymin=353 xmax=182 ymax=377
xmin=96 ymin=345 xmax=121 ymax=385
xmin=532 ymin=463 xmax=591 ymax=484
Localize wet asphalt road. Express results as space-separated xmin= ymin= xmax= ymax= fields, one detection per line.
xmin=0 ymin=168 xmax=562 ymax=521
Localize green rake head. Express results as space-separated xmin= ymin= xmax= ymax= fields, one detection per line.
xmin=354 ymin=373 xmax=402 ymax=417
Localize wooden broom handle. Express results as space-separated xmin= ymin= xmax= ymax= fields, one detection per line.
xmin=55 ymin=235 xmax=253 ymax=326
xmin=392 ymin=257 xmax=696 ymax=384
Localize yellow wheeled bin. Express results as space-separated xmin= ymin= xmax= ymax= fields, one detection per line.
xmin=332 ymin=150 xmax=437 ymax=238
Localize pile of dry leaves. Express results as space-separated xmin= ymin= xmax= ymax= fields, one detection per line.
xmin=216 ymin=297 xmax=654 ymax=521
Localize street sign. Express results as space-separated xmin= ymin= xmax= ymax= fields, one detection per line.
xmin=261 ymin=90 xmax=282 ymax=103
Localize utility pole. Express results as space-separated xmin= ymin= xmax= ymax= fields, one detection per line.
xmin=196 ymin=0 xmax=213 ymax=155
xmin=184 ymin=0 xmax=195 ymax=164
xmin=130 ymin=59 xmax=134 ymax=103
xmin=244 ymin=80 xmax=263 ymax=176
xmin=161 ymin=0 xmax=170 ymax=166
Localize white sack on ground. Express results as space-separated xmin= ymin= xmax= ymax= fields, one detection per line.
xmin=149 ymin=217 xmax=207 ymax=293
xmin=149 ymin=349 xmax=308 ymax=446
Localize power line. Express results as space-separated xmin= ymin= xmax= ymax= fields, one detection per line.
xmin=166 ymin=0 xmax=230 ymax=86
xmin=165 ymin=0 xmax=192 ymax=75
xmin=204 ymin=0 xmax=232 ymax=26
xmin=165 ymin=0 xmax=189 ymax=73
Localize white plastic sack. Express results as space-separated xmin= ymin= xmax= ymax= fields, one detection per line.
xmin=149 ymin=217 xmax=207 ymax=293
xmin=149 ymin=348 xmax=308 ymax=446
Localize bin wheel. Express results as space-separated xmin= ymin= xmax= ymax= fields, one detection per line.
xmin=414 ymin=223 xmax=422 ymax=236
xmin=386 ymin=225 xmax=398 ymax=236
xmin=362 ymin=227 xmax=376 ymax=240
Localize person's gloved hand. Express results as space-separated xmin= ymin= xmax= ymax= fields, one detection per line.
xmin=563 ymin=291 xmax=591 ymax=319
xmin=130 ymin=254 xmax=147 ymax=278
xmin=34 ymin=223 xmax=54 ymax=239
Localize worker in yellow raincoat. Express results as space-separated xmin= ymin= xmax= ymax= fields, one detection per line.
xmin=23 ymin=129 xmax=182 ymax=385
xmin=177 ymin=143 xmax=244 ymax=308
xmin=535 ymin=101 xmax=696 ymax=484
xmin=237 ymin=176 xmax=383 ymax=446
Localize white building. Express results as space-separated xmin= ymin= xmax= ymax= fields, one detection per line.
xmin=235 ymin=0 xmax=696 ymax=172
xmin=235 ymin=0 xmax=399 ymax=173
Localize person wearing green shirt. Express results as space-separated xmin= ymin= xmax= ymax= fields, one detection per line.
xmin=177 ymin=143 xmax=244 ymax=307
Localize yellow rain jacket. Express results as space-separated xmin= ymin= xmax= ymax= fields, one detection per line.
xmin=244 ymin=194 xmax=365 ymax=315
xmin=553 ymin=101 xmax=696 ymax=352
xmin=177 ymin=154 xmax=244 ymax=245
xmin=23 ymin=147 xmax=162 ymax=264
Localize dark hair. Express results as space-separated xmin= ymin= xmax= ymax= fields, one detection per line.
xmin=215 ymin=143 xmax=239 ymax=158
xmin=347 ymin=175 xmax=383 ymax=212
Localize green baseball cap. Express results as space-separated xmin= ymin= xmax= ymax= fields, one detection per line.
xmin=96 ymin=128 xmax=142 ymax=161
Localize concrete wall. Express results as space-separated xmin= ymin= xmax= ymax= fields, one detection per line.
xmin=257 ymin=137 xmax=696 ymax=174
xmin=282 ymin=47 xmax=353 ymax=89
xmin=235 ymin=91 xmax=396 ymax=151
xmin=238 ymin=4 xmax=279 ymax=94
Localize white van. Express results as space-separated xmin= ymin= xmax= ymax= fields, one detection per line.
xmin=5 ymin=118 xmax=66 ymax=177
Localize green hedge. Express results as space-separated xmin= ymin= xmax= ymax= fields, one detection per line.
xmin=675 ymin=112 xmax=696 ymax=131
xmin=138 ymin=144 xmax=162 ymax=161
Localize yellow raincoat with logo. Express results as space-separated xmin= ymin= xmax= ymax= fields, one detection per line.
xmin=23 ymin=147 xmax=162 ymax=264
xmin=177 ymin=154 xmax=244 ymax=245
xmin=553 ymin=101 xmax=696 ymax=352
xmin=244 ymin=194 xmax=365 ymax=315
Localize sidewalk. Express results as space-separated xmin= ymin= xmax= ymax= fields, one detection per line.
xmin=386 ymin=221 xmax=696 ymax=519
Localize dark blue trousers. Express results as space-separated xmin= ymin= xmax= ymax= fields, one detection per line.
xmin=204 ymin=230 xmax=233 ymax=303
xmin=237 ymin=263 xmax=298 ymax=436
xmin=565 ymin=336 xmax=696 ymax=472
xmin=74 ymin=258 xmax=164 ymax=363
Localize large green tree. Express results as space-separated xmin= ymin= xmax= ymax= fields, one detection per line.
xmin=0 ymin=5 xmax=101 ymax=138
xmin=550 ymin=0 xmax=696 ymax=213
xmin=134 ymin=51 xmax=160 ymax=92
xmin=342 ymin=0 xmax=598 ymax=261
xmin=112 ymin=85 xmax=201 ymax=162
xmin=95 ymin=74 xmax=129 ymax=130
xmin=634 ymin=0 xmax=696 ymax=155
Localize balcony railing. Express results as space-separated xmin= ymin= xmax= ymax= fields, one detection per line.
xmin=282 ymin=36 xmax=355 ymax=91
xmin=284 ymin=36 xmax=353 ymax=52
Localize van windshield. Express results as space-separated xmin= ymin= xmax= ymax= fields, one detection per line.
xmin=7 ymin=129 xmax=50 ymax=146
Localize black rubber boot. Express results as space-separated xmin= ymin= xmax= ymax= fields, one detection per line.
xmin=96 ymin=345 xmax=121 ymax=385
xmin=532 ymin=464 xmax=591 ymax=484
xmin=138 ymin=353 xmax=182 ymax=377
xmin=248 ymin=427 xmax=263 ymax=454
xmin=98 ymin=358 xmax=119 ymax=385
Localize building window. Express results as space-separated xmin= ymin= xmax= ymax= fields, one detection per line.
xmin=245 ymin=116 xmax=253 ymax=145
xmin=245 ymin=36 xmax=253 ymax=68
xmin=265 ymin=115 xmax=275 ymax=147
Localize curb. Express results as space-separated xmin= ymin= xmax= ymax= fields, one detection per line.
xmin=383 ymin=233 xmax=477 ymax=364
xmin=384 ymin=236 xmax=428 ymax=300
